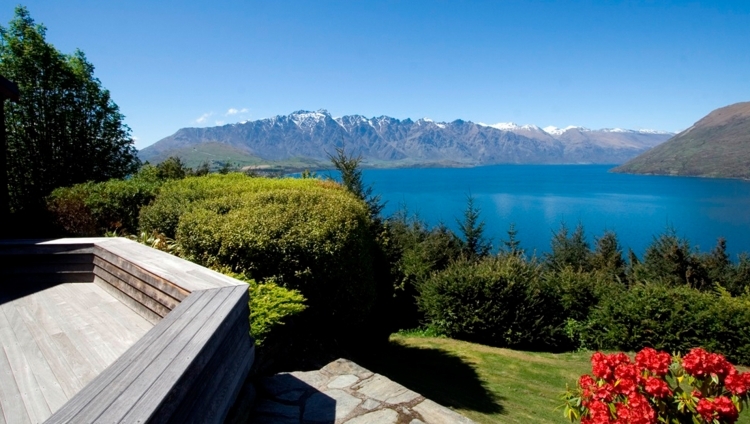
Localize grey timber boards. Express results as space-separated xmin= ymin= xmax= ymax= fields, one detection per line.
xmin=1 ymin=238 xmax=254 ymax=423
xmin=47 ymin=286 xmax=252 ymax=423
xmin=0 ymin=283 xmax=153 ymax=423
xmin=92 ymin=249 xmax=189 ymax=302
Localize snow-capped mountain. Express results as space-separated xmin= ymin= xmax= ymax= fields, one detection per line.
xmin=140 ymin=109 xmax=673 ymax=166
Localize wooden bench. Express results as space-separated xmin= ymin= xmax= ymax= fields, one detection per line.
xmin=0 ymin=238 xmax=255 ymax=423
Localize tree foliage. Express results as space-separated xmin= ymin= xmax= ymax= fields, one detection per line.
xmin=545 ymin=222 xmax=592 ymax=272
xmin=457 ymin=194 xmax=491 ymax=259
xmin=328 ymin=146 xmax=384 ymax=219
xmin=0 ymin=6 xmax=139 ymax=213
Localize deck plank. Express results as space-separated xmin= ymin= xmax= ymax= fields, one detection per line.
xmin=0 ymin=346 xmax=31 ymax=424
xmin=59 ymin=284 xmax=138 ymax=352
xmin=4 ymin=302 xmax=68 ymax=412
xmin=14 ymin=302 xmax=83 ymax=398
xmin=45 ymin=290 xmax=216 ymax=423
xmin=85 ymin=283 xmax=153 ymax=337
xmin=119 ymin=286 xmax=248 ymax=422
xmin=93 ymin=247 xmax=190 ymax=300
xmin=93 ymin=256 xmax=181 ymax=309
xmin=93 ymin=289 xmax=235 ymax=423
xmin=42 ymin=287 xmax=111 ymax=373
xmin=0 ymin=304 xmax=51 ymax=422
xmin=93 ymin=266 xmax=172 ymax=317
xmin=34 ymin=287 xmax=109 ymax=375
xmin=93 ymin=275 xmax=162 ymax=324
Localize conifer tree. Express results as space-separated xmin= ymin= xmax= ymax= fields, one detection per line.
xmin=457 ymin=194 xmax=491 ymax=259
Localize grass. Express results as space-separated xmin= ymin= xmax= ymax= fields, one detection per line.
xmin=351 ymin=334 xmax=750 ymax=424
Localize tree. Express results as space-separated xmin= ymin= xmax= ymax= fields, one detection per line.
xmin=155 ymin=156 xmax=188 ymax=180
xmin=1 ymin=6 xmax=139 ymax=214
xmin=328 ymin=146 xmax=384 ymax=219
xmin=590 ymin=230 xmax=626 ymax=281
xmin=545 ymin=222 xmax=591 ymax=272
xmin=501 ymin=222 xmax=523 ymax=256
xmin=457 ymin=194 xmax=491 ymax=259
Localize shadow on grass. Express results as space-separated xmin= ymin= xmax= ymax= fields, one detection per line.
xmin=351 ymin=339 xmax=505 ymax=415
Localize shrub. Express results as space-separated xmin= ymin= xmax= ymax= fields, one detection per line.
xmin=385 ymin=212 xmax=463 ymax=331
xmin=418 ymin=255 xmax=565 ymax=349
xmin=216 ymin=270 xmax=307 ymax=345
xmin=46 ymin=169 xmax=162 ymax=236
xmin=583 ymin=283 xmax=750 ymax=364
xmin=141 ymin=175 xmax=376 ymax=334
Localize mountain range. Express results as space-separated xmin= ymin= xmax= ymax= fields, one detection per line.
xmin=613 ymin=102 xmax=750 ymax=179
xmin=139 ymin=110 xmax=673 ymax=168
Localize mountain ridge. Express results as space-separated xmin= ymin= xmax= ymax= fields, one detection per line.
xmin=139 ymin=109 xmax=673 ymax=168
xmin=612 ymin=102 xmax=750 ymax=180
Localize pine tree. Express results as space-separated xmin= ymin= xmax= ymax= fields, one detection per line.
xmin=328 ymin=146 xmax=384 ymax=219
xmin=545 ymin=222 xmax=591 ymax=271
xmin=501 ymin=222 xmax=523 ymax=256
xmin=457 ymin=194 xmax=491 ymax=259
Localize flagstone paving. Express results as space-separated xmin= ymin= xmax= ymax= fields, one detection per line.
xmin=248 ymin=358 xmax=475 ymax=424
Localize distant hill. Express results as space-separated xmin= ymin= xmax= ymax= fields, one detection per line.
xmin=613 ymin=102 xmax=750 ymax=179
xmin=139 ymin=110 xmax=672 ymax=168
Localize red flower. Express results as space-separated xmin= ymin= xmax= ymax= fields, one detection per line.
xmin=682 ymin=348 xmax=735 ymax=380
xmin=592 ymin=352 xmax=614 ymax=381
xmin=696 ymin=397 xmax=739 ymax=424
xmin=587 ymin=399 xmax=613 ymax=424
xmin=614 ymin=363 xmax=640 ymax=396
xmin=625 ymin=393 xmax=657 ymax=424
xmin=580 ymin=375 xmax=596 ymax=389
xmin=696 ymin=398 xmax=715 ymax=421
xmin=644 ymin=377 xmax=671 ymax=399
xmin=714 ymin=396 xmax=739 ymax=422
xmin=682 ymin=348 xmax=710 ymax=378
xmin=724 ymin=372 xmax=749 ymax=396
xmin=706 ymin=352 xmax=735 ymax=379
xmin=594 ymin=382 xmax=616 ymax=402
xmin=635 ymin=348 xmax=671 ymax=377
xmin=591 ymin=352 xmax=632 ymax=383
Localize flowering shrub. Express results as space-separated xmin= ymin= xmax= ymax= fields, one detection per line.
xmin=562 ymin=347 xmax=750 ymax=424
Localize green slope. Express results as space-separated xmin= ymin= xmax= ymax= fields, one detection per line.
xmin=613 ymin=102 xmax=750 ymax=179
xmin=138 ymin=141 xmax=328 ymax=172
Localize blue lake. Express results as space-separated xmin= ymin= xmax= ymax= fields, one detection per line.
xmin=355 ymin=165 xmax=750 ymax=259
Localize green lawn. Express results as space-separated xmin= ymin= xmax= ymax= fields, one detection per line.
xmin=351 ymin=334 xmax=750 ymax=424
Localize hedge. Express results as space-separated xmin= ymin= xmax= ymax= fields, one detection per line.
xmin=140 ymin=174 xmax=376 ymax=332
xmin=583 ymin=283 xmax=750 ymax=364
xmin=46 ymin=168 xmax=162 ymax=236
xmin=418 ymin=255 xmax=567 ymax=350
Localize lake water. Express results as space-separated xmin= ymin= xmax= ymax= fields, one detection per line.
xmin=356 ymin=165 xmax=750 ymax=259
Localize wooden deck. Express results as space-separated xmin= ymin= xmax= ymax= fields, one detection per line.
xmin=0 ymin=282 xmax=153 ymax=423
xmin=0 ymin=238 xmax=254 ymax=424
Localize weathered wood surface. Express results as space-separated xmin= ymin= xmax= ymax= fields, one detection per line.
xmin=0 ymin=283 xmax=153 ymax=423
xmin=47 ymin=286 xmax=253 ymax=424
xmin=1 ymin=238 xmax=255 ymax=423
xmin=95 ymin=238 xmax=246 ymax=290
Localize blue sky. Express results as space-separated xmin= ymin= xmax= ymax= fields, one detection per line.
xmin=2 ymin=1 xmax=749 ymax=149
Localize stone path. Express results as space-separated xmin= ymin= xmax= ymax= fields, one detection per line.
xmin=248 ymin=358 xmax=476 ymax=424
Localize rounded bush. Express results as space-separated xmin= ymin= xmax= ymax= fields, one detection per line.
xmin=418 ymin=255 xmax=565 ymax=349
xmin=584 ymin=283 xmax=750 ymax=364
xmin=141 ymin=175 xmax=376 ymax=331
xmin=47 ymin=175 xmax=161 ymax=236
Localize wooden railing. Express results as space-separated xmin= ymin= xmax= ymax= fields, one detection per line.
xmin=0 ymin=238 xmax=254 ymax=424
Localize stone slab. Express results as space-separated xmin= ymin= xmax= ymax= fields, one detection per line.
xmin=343 ymin=408 xmax=399 ymax=424
xmin=413 ymin=399 xmax=475 ymax=424
xmin=327 ymin=374 xmax=359 ymax=389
